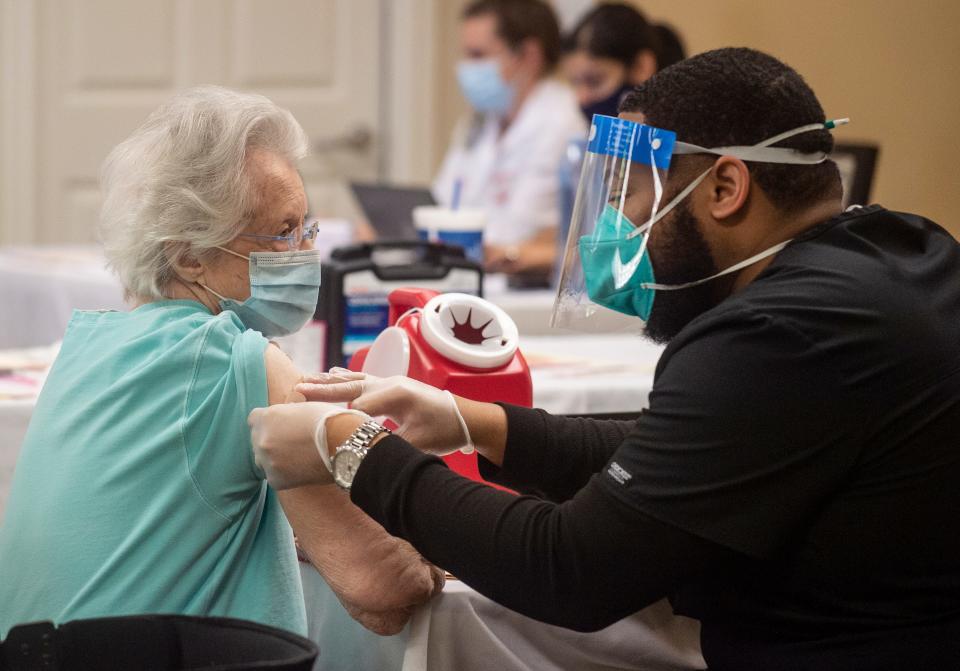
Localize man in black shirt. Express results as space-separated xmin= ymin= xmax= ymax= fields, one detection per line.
xmin=250 ymin=48 xmax=960 ymax=670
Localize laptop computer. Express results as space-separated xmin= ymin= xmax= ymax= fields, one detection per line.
xmin=350 ymin=182 xmax=437 ymax=240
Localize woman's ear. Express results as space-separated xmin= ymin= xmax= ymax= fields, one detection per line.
xmin=629 ymin=49 xmax=658 ymax=85
xmin=165 ymin=242 xmax=205 ymax=284
xmin=706 ymin=156 xmax=751 ymax=222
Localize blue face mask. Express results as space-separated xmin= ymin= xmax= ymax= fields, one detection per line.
xmin=456 ymin=59 xmax=515 ymax=115
xmin=202 ymin=248 xmax=322 ymax=337
xmin=578 ymin=204 xmax=656 ymax=320
xmin=579 ymin=83 xmax=633 ymax=123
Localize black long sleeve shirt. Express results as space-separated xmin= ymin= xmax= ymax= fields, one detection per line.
xmin=352 ymin=409 xmax=735 ymax=633
xmin=351 ymin=207 xmax=960 ymax=670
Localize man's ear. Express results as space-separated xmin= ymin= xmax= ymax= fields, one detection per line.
xmin=706 ymin=156 xmax=751 ymax=222
xmin=165 ymin=242 xmax=205 ymax=284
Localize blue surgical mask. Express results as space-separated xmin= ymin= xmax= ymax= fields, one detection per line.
xmin=578 ymin=204 xmax=656 ymax=320
xmin=201 ymin=248 xmax=322 ymax=337
xmin=456 ymin=59 xmax=515 ymax=115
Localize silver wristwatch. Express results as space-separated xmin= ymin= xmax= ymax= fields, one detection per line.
xmin=331 ymin=420 xmax=391 ymax=490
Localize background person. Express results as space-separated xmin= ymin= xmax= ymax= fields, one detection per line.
xmin=0 ymin=86 xmax=440 ymax=639
xmin=562 ymin=2 xmax=676 ymax=121
xmin=433 ymin=0 xmax=586 ymax=280
xmin=556 ymin=3 xmax=686 ymax=282
xmin=652 ymin=22 xmax=686 ymax=71
xmin=251 ymin=49 xmax=960 ymax=670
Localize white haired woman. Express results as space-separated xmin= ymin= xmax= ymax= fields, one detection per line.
xmin=0 ymin=86 xmax=440 ymax=638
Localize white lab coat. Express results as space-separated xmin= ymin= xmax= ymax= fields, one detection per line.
xmin=433 ymin=78 xmax=587 ymax=246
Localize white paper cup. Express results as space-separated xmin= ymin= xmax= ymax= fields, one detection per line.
xmin=413 ymin=206 xmax=486 ymax=264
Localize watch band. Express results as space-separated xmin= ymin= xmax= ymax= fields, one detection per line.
xmin=332 ymin=420 xmax=391 ymax=490
xmin=314 ymin=409 xmax=367 ymax=475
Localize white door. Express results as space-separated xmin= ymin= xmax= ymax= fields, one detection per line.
xmin=1 ymin=0 xmax=383 ymax=245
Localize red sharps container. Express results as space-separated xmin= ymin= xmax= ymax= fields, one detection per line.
xmin=349 ymin=288 xmax=532 ymax=485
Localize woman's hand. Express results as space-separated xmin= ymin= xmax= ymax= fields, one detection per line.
xmin=296 ymin=370 xmax=473 ymax=456
xmin=484 ymin=228 xmax=557 ymax=275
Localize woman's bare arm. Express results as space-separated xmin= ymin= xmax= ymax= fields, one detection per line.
xmin=264 ymin=344 xmax=442 ymax=635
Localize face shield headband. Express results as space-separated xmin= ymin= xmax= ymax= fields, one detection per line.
xmin=551 ymin=114 xmax=849 ymax=333
xmin=626 ymin=117 xmax=851 ymax=243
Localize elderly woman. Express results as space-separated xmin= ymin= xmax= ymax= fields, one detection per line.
xmin=0 ymin=86 xmax=440 ymax=638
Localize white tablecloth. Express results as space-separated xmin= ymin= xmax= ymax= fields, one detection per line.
xmin=0 ymin=247 xmax=126 ymax=348
xmin=484 ymin=274 xmax=558 ymax=337
xmin=524 ymin=334 xmax=662 ymax=414
xmin=0 ymin=225 xmax=355 ymax=349
xmin=301 ymin=564 xmax=704 ymax=671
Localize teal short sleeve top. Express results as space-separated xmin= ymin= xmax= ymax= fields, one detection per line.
xmin=0 ymin=300 xmax=307 ymax=637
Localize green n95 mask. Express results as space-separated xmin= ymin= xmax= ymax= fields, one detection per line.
xmin=578 ymin=203 xmax=656 ymax=320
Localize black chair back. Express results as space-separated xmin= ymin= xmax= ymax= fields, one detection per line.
xmin=0 ymin=615 xmax=318 ymax=671
xmin=832 ymin=142 xmax=880 ymax=208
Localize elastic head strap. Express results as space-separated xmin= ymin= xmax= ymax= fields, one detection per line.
xmin=216 ymin=245 xmax=250 ymax=262
xmin=196 ymin=281 xmax=227 ymax=302
xmin=672 ymin=118 xmax=850 ymax=165
xmin=673 ymin=144 xmax=828 ymax=164
xmin=624 ymin=168 xmax=711 ymax=240
xmin=641 ymin=239 xmax=792 ymax=291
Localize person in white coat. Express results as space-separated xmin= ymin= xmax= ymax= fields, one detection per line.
xmin=433 ymin=0 xmax=586 ymax=281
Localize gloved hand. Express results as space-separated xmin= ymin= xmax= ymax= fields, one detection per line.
xmin=248 ymin=402 xmax=368 ymax=490
xmin=296 ymin=369 xmax=474 ymax=456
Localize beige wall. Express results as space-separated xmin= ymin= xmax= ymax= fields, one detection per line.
xmin=433 ymin=0 xmax=472 ymax=170
xmin=633 ymin=0 xmax=960 ymax=236
xmin=432 ymin=0 xmax=960 ymax=236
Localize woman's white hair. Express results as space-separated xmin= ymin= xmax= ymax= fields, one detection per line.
xmin=99 ymin=85 xmax=308 ymax=301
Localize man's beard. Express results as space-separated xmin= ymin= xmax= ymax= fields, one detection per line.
xmin=643 ymin=201 xmax=734 ymax=344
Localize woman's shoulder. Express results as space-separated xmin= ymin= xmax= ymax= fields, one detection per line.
xmin=135 ymin=301 xmax=267 ymax=353
xmin=187 ymin=311 xmax=269 ymax=384
xmin=88 ymin=301 xmax=269 ymax=375
xmin=198 ymin=309 xmax=264 ymax=348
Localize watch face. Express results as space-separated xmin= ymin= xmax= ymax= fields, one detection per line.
xmin=333 ymin=449 xmax=363 ymax=489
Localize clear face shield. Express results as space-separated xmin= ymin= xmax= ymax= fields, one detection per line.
xmin=552 ymin=115 xmax=676 ymax=334
xmin=551 ymin=114 xmax=849 ymax=334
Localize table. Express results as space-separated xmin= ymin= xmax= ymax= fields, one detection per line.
xmin=484 ymin=274 xmax=558 ymax=337
xmin=0 ymin=223 xmax=353 ymax=349
xmin=0 ymin=247 xmax=126 ymax=348
xmin=300 ymin=564 xmax=704 ymax=671
xmin=523 ymin=334 xmax=663 ymax=414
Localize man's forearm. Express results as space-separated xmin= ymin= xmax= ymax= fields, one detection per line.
xmin=350 ymin=439 xmax=728 ymax=632
xmin=470 ymin=403 xmax=636 ymax=502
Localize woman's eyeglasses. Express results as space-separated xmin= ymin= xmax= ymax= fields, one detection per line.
xmin=239 ymin=219 xmax=320 ymax=250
